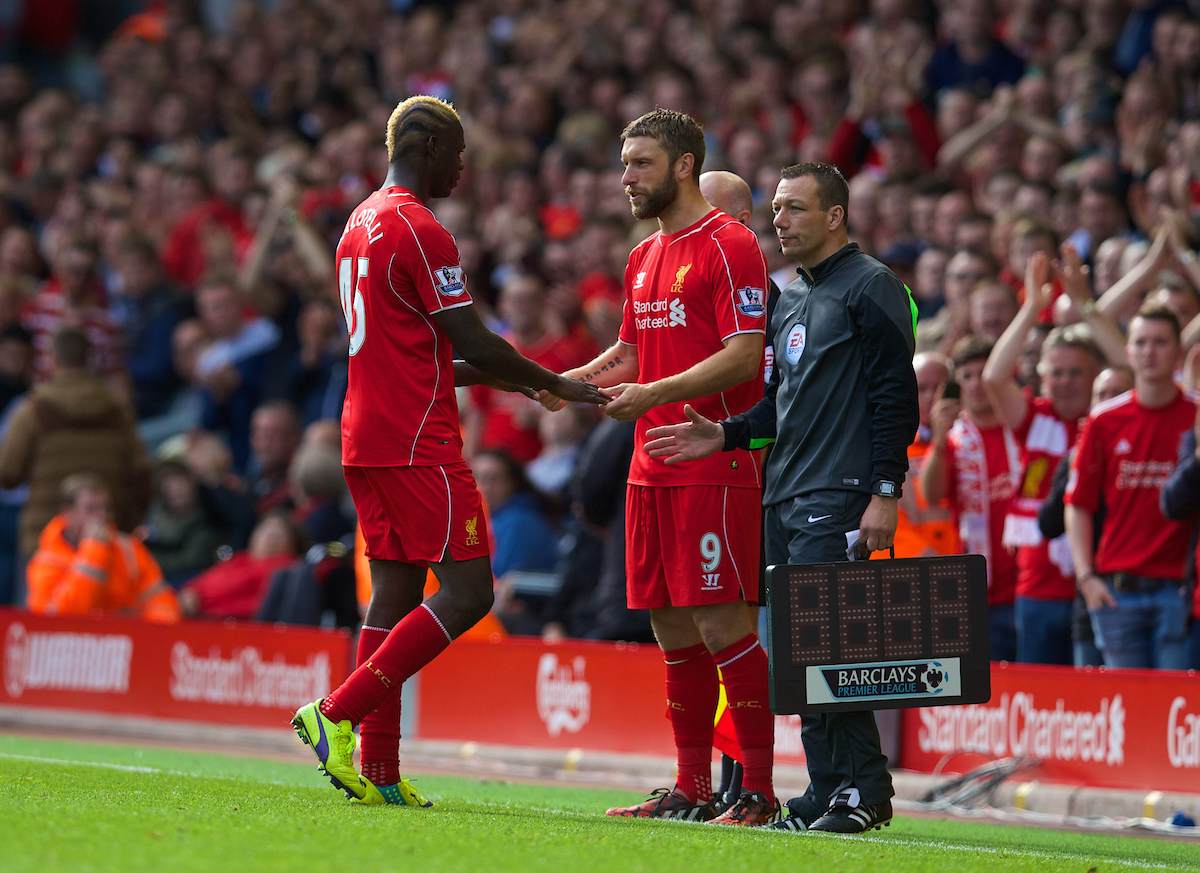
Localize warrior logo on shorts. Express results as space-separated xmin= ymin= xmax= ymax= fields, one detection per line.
xmin=465 ymin=515 xmax=479 ymax=546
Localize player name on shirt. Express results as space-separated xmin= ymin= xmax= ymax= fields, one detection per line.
xmin=337 ymin=186 xmax=474 ymax=469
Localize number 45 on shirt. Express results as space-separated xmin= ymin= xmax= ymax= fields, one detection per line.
xmin=339 ymin=256 xmax=368 ymax=355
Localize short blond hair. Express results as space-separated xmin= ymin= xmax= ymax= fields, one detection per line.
xmin=386 ymin=96 xmax=460 ymax=162
xmin=60 ymin=472 xmax=108 ymax=507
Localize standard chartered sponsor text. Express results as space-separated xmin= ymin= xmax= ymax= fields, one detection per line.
xmin=1168 ymin=697 xmax=1200 ymax=769
xmin=917 ymin=692 xmax=1125 ymax=766
xmin=169 ymin=643 xmax=331 ymax=709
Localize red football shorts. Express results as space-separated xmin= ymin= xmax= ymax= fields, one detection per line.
xmin=344 ymin=463 xmax=491 ymax=566
xmin=625 ymin=484 xmax=762 ymax=609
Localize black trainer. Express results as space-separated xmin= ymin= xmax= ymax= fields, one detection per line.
xmin=770 ymin=796 xmax=822 ymax=832
xmin=808 ymin=790 xmax=892 ymax=834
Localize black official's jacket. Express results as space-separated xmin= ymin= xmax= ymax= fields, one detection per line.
xmin=722 ymin=243 xmax=918 ymax=507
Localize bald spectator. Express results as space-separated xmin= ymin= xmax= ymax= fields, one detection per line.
xmin=288 ymin=444 xmax=353 ymax=545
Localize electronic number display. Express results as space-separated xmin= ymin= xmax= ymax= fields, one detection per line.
xmin=766 ymin=555 xmax=992 ymax=713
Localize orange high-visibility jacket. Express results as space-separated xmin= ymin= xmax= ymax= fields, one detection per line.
xmin=26 ymin=515 xmax=181 ymax=623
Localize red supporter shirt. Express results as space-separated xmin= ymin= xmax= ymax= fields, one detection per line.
xmin=469 ymin=331 xmax=591 ymax=464
xmin=162 ymin=198 xmax=254 ymax=289
xmin=618 ymin=209 xmax=767 ymax=488
xmin=933 ymin=418 xmax=1020 ymax=606
xmin=1066 ymin=389 xmax=1198 ymax=579
xmin=1005 ymin=397 xmax=1081 ymax=601
xmin=22 ymin=282 xmax=124 ymax=382
xmin=338 ymin=186 xmax=474 ymax=468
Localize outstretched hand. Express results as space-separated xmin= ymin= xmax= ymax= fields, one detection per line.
xmin=534 ymin=389 xmax=566 ymax=412
xmin=601 ymin=382 xmax=658 ymax=421
xmin=1055 ymin=241 xmax=1090 ymax=305
xmin=643 ymin=404 xmax=725 ymax=464
xmin=1024 ymin=250 xmax=1054 ymax=314
xmin=549 ymin=376 xmax=607 ymax=406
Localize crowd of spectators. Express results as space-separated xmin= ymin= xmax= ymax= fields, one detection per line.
xmin=0 ymin=0 xmax=1198 ymax=668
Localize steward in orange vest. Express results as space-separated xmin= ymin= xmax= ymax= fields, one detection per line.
xmin=26 ymin=473 xmax=180 ymax=623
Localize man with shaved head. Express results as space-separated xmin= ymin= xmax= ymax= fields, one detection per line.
xmin=700 ymin=171 xmax=753 ymax=225
xmin=701 ymin=171 xmax=781 ymax=391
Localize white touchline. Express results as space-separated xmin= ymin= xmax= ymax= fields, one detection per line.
xmin=0 ymin=752 xmax=310 ymax=788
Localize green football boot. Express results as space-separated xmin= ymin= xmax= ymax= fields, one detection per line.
xmin=291 ymin=700 xmax=368 ymax=800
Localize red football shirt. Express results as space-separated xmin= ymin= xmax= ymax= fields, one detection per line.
xmin=337 ymin=186 xmax=474 ymax=468
xmin=1006 ymin=397 xmax=1081 ymax=600
xmin=1066 ymin=389 xmax=1197 ymax=578
xmin=22 ymin=282 xmax=125 ymax=382
xmin=618 ymin=209 xmax=767 ymax=488
xmin=935 ymin=419 xmax=1020 ymax=606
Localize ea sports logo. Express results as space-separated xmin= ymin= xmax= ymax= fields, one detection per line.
xmin=784 ymin=324 xmax=806 ymax=364
xmin=4 ymin=621 xmax=27 ymax=698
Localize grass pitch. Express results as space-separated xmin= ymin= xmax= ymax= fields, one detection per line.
xmin=1 ymin=733 xmax=1197 ymax=873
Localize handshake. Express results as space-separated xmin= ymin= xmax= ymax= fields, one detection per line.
xmin=533 ymin=381 xmax=655 ymax=422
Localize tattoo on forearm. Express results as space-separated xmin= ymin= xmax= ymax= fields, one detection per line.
xmin=583 ymin=356 xmax=623 ymax=381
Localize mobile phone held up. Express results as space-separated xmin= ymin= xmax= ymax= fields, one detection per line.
xmin=942 ymin=379 xmax=961 ymax=400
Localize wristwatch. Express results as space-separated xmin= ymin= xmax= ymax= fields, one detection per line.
xmin=1080 ymin=299 xmax=1097 ymax=318
xmin=872 ymin=480 xmax=898 ymax=497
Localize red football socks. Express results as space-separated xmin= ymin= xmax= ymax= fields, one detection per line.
xmin=715 ymin=634 xmax=775 ymax=803
xmin=353 ymin=625 xmax=400 ymax=787
xmin=663 ymin=642 xmax=718 ymax=804
xmin=321 ymin=604 xmax=452 ymax=726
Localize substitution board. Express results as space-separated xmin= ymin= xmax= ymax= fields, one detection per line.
xmin=765 ymin=555 xmax=991 ymax=713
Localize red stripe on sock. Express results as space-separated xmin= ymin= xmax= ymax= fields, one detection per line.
xmin=714 ymin=634 xmax=774 ymax=803
xmin=322 ymin=605 xmax=451 ymax=725
xmin=663 ymin=642 xmax=717 ymax=804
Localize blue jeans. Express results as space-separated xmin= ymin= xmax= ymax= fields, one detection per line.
xmin=1089 ymin=579 xmax=1189 ymax=670
xmin=1074 ymin=639 xmax=1104 ymax=668
xmin=1015 ymin=597 xmax=1074 ymax=665
xmin=988 ymin=604 xmax=1016 ymax=662
xmin=0 ymin=503 xmax=19 ymax=606
xmin=1188 ymin=617 xmax=1200 ymax=671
